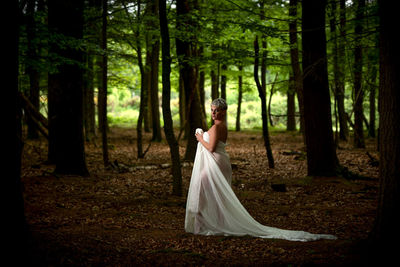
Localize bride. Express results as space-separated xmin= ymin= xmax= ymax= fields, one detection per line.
xmin=185 ymin=98 xmax=336 ymax=241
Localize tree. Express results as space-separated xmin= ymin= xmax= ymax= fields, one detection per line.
xmin=145 ymin=0 xmax=162 ymax=142
xmin=26 ymin=0 xmax=41 ymax=140
xmin=6 ymin=0 xmax=29 ymax=262
xmin=288 ymin=0 xmax=304 ymax=139
xmin=353 ymin=0 xmax=366 ymax=148
xmin=48 ymin=0 xmax=88 ymax=175
xmin=159 ymin=0 xmax=183 ymax=196
xmin=220 ymin=63 xmax=227 ymax=100
xmin=372 ymin=0 xmax=400 ymax=259
xmin=254 ymin=35 xmax=274 ymax=169
xmin=82 ymin=0 xmax=99 ymax=142
xmin=100 ymin=0 xmax=110 ymax=166
xmin=302 ymin=0 xmax=339 ymax=176
xmin=287 ymin=75 xmax=296 ymax=131
xmin=236 ymin=64 xmax=243 ymax=132
xmin=176 ymin=0 xmax=206 ymax=161
xmin=336 ymin=0 xmax=349 ymax=141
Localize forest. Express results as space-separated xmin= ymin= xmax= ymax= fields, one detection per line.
xmin=6 ymin=0 xmax=400 ymax=265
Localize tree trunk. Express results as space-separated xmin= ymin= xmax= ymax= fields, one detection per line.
xmin=178 ymin=71 xmax=186 ymax=134
xmin=287 ymin=75 xmax=296 ymax=131
xmin=48 ymin=0 xmax=88 ymax=175
xmin=6 ymin=0 xmax=29 ymax=261
xmin=328 ymin=0 xmax=340 ymax=142
xmin=83 ymin=51 xmax=96 ymax=141
xmin=368 ymin=64 xmax=377 ymax=138
xmin=372 ymin=0 xmax=400 ymax=259
xmin=288 ymin=0 xmax=305 ymax=143
xmin=99 ymin=0 xmax=109 ymax=166
xmin=353 ymin=0 xmax=366 ymax=148
xmin=220 ymin=63 xmax=227 ymax=100
xmin=268 ymin=73 xmax=278 ymax=127
xmin=210 ymin=59 xmax=219 ymax=126
xmin=236 ymin=64 xmax=243 ymax=132
xmin=159 ymin=0 xmax=183 ymax=196
xmin=254 ymin=36 xmax=274 ymax=169
xmin=26 ymin=0 xmax=40 ymax=140
xmin=176 ymin=0 xmax=205 ymax=161
xmin=337 ymin=0 xmax=349 ymax=141
xmin=302 ymin=0 xmax=338 ymax=176
xmin=122 ymin=0 xmax=148 ymax=158
xmin=150 ymin=38 xmax=162 ymax=142
xmin=146 ymin=0 xmax=162 ymax=142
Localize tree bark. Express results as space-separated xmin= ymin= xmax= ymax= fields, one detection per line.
xmin=26 ymin=0 xmax=41 ymax=140
xmin=368 ymin=64 xmax=377 ymax=138
xmin=287 ymin=75 xmax=296 ymax=131
xmin=6 ymin=1 xmax=29 ymax=262
xmin=236 ymin=64 xmax=243 ymax=132
xmin=99 ymin=0 xmax=109 ymax=166
xmin=83 ymin=51 xmax=96 ymax=141
xmin=220 ymin=64 xmax=227 ymax=100
xmin=302 ymin=0 xmax=338 ymax=176
xmin=254 ymin=36 xmax=274 ymax=169
xmin=48 ymin=0 xmax=88 ymax=175
xmin=353 ymin=0 xmax=366 ymax=148
xmin=146 ymin=0 xmax=162 ymax=142
xmin=288 ymin=0 xmax=305 ymax=143
xmin=159 ymin=0 xmax=183 ymax=196
xmin=176 ymin=0 xmax=205 ymax=161
xmin=337 ymin=0 xmax=349 ymax=141
xmin=372 ymin=0 xmax=400 ymax=259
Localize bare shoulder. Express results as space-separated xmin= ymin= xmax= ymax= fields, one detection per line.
xmin=214 ymin=122 xmax=227 ymax=131
xmin=214 ymin=122 xmax=227 ymax=142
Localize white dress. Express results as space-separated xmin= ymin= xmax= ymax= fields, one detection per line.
xmin=185 ymin=130 xmax=337 ymax=242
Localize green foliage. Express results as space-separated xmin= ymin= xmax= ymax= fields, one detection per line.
xmin=18 ymin=0 xmax=380 ymax=132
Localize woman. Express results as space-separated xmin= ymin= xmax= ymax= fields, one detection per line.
xmin=185 ymin=98 xmax=336 ymax=241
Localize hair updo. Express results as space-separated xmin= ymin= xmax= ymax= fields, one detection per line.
xmin=211 ymin=98 xmax=228 ymax=110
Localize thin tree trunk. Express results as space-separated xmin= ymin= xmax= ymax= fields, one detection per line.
xmin=369 ymin=64 xmax=377 ymax=138
xmin=353 ymin=0 xmax=366 ymax=148
xmin=236 ymin=64 xmax=243 ymax=132
xmin=288 ymin=0 xmax=305 ymax=144
xmin=337 ymin=0 xmax=349 ymax=141
xmin=150 ymin=39 xmax=161 ymax=142
xmin=210 ymin=59 xmax=219 ymax=126
xmin=159 ymin=0 xmax=182 ymax=196
xmin=178 ymin=71 xmax=186 ymax=134
xmin=287 ymin=75 xmax=296 ymax=131
xmin=220 ymin=64 xmax=227 ymax=100
xmin=254 ymin=36 xmax=274 ymax=169
xmin=302 ymin=0 xmax=338 ymax=176
xmin=329 ymin=0 xmax=340 ymax=144
xmin=122 ymin=0 xmax=148 ymax=158
xmin=268 ymin=73 xmax=278 ymax=127
xmin=147 ymin=0 xmax=162 ymax=142
xmin=100 ymin=0 xmax=109 ymax=166
xmin=26 ymin=0 xmax=40 ymax=140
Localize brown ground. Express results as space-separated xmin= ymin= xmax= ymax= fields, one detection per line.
xmin=21 ymin=128 xmax=379 ymax=266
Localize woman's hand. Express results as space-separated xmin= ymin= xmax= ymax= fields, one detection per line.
xmin=195 ymin=132 xmax=203 ymax=142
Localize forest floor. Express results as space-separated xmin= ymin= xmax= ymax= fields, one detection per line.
xmin=21 ymin=127 xmax=380 ymax=266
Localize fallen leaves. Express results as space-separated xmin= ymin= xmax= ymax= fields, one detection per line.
xmin=21 ymin=127 xmax=379 ymax=266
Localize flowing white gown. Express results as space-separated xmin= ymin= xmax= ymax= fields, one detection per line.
xmin=185 ymin=130 xmax=337 ymax=242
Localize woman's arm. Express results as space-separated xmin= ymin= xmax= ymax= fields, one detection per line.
xmin=195 ymin=125 xmax=219 ymax=152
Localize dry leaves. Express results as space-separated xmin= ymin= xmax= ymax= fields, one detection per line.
xmin=22 ymin=128 xmax=379 ymax=266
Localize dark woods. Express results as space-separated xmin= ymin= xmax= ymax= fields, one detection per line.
xmin=10 ymin=0 xmax=398 ymax=264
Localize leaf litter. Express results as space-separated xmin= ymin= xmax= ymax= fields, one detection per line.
xmin=22 ymin=128 xmax=379 ymax=265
